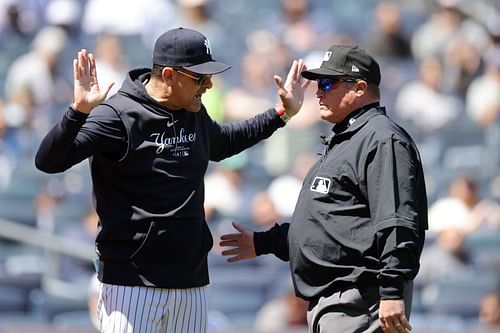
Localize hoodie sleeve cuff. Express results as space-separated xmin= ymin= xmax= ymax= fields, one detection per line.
xmin=67 ymin=105 xmax=89 ymax=120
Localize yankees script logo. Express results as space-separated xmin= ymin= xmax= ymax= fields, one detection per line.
xmin=150 ymin=128 xmax=196 ymax=154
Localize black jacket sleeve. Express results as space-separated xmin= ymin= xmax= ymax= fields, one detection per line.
xmin=366 ymin=138 xmax=427 ymax=299
xmin=35 ymin=106 xmax=127 ymax=173
xmin=206 ymin=108 xmax=285 ymax=161
xmin=254 ymin=223 xmax=290 ymax=261
xmin=376 ymin=226 xmax=425 ymax=299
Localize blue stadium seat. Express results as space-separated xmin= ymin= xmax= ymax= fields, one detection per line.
xmin=420 ymin=271 xmax=499 ymax=318
xmin=467 ymin=231 xmax=500 ymax=273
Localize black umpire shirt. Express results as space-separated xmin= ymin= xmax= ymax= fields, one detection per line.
xmin=255 ymin=104 xmax=428 ymax=302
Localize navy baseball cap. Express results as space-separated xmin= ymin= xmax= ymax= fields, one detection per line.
xmin=152 ymin=27 xmax=230 ymax=75
xmin=301 ymin=45 xmax=381 ymax=86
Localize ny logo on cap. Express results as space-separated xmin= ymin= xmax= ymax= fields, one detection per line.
xmin=323 ymin=51 xmax=332 ymax=61
xmin=204 ymin=39 xmax=212 ymax=55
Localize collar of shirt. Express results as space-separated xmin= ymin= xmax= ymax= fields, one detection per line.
xmin=332 ymin=102 xmax=382 ymax=135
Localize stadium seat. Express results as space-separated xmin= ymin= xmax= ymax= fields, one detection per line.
xmin=420 ymin=271 xmax=499 ymax=318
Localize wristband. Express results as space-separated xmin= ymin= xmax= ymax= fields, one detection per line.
xmin=275 ymin=105 xmax=290 ymax=123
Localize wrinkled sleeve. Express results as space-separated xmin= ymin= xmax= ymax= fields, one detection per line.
xmin=205 ymin=108 xmax=284 ymax=161
xmin=366 ymin=138 xmax=427 ymax=299
xmin=35 ymin=106 xmax=127 ymax=173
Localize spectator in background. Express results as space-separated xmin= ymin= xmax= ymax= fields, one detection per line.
xmin=250 ymin=191 xmax=282 ymax=232
xmin=275 ymin=0 xmax=318 ymax=54
xmin=411 ymin=0 xmax=490 ymax=96
xmin=466 ymin=46 xmax=500 ymax=127
xmin=81 ymin=0 xmax=174 ymax=37
xmin=255 ymin=281 xmax=308 ymax=332
xmin=411 ymin=0 xmax=490 ymax=62
xmin=428 ymin=174 xmax=500 ymax=235
xmin=204 ymin=160 xmax=246 ymax=222
xmin=0 ymin=1 xmax=38 ymax=79
xmin=416 ymin=227 xmax=473 ymax=286
xmin=366 ymin=1 xmax=412 ymax=60
xmin=266 ymin=152 xmax=316 ymax=218
xmin=441 ymin=35 xmax=483 ymax=96
xmin=92 ymin=33 xmax=130 ymax=98
xmin=4 ymin=25 xmax=71 ymax=131
xmin=223 ymin=50 xmax=276 ymax=121
xmin=0 ymin=0 xmax=47 ymax=39
xmin=166 ymin=0 xmax=230 ymax=61
xmin=478 ymin=291 xmax=500 ymax=328
xmin=245 ymin=29 xmax=294 ymax=80
xmin=44 ymin=0 xmax=82 ymax=38
xmin=394 ymin=57 xmax=463 ymax=138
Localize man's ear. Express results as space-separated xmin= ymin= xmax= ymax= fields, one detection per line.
xmin=356 ymin=80 xmax=368 ymax=96
xmin=162 ymin=67 xmax=175 ymax=83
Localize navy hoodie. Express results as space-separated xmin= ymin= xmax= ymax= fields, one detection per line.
xmin=35 ymin=68 xmax=285 ymax=287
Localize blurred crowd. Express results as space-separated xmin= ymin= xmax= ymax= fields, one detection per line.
xmin=0 ymin=0 xmax=500 ymax=332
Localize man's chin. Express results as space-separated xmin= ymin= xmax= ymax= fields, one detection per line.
xmin=186 ymin=103 xmax=202 ymax=113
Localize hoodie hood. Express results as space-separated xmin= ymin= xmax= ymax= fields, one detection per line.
xmin=116 ymin=68 xmax=175 ymax=114
xmin=118 ymin=68 xmax=154 ymax=102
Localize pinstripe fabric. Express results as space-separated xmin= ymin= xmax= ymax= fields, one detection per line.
xmin=97 ymin=283 xmax=207 ymax=333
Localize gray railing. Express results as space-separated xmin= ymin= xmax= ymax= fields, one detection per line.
xmin=0 ymin=217 xmax=94 ymax=261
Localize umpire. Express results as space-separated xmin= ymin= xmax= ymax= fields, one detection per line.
xmin=220 ymin=45 xmax=428 ymax=333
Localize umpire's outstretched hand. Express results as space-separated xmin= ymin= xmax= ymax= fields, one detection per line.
xmin=219 ymin=222 xmax=256 ymax=263
xmin=274 ymin=59 xmax=311 ymax=119
xmin=72 ymin=48 xmax=114 ymax=114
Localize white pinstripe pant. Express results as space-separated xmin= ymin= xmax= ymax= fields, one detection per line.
xmin=97 ymin=283 xmax=208 ymax=333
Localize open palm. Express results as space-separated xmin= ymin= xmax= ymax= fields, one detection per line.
xmin=72 ymin=49 xmax=114 ymax=114
xmin=274 ymin=59 xmax=311 ymax=118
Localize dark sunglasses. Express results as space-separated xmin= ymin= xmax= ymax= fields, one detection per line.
xmin=175 ymin=69 xmax=212 ymax=86
xmin=316 ymin=78 xmax=358 ymax=93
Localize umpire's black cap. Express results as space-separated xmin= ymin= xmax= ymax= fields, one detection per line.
xmin=152 ymin=27 xmax=230 ymax=75
xmin=301 ymin=45 xmax=381 ymax=86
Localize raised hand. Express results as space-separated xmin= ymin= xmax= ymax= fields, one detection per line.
xmin=72 ymin=49 xmax=114 ymax=114
xmin=219 ymin=222 xmax=256 ymax=263
xmin=274 ymin=59 xmax=311 ymax=118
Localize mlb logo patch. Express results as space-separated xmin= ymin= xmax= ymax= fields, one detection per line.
xmin=311 ymin=177 xmax=330 ymax=194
